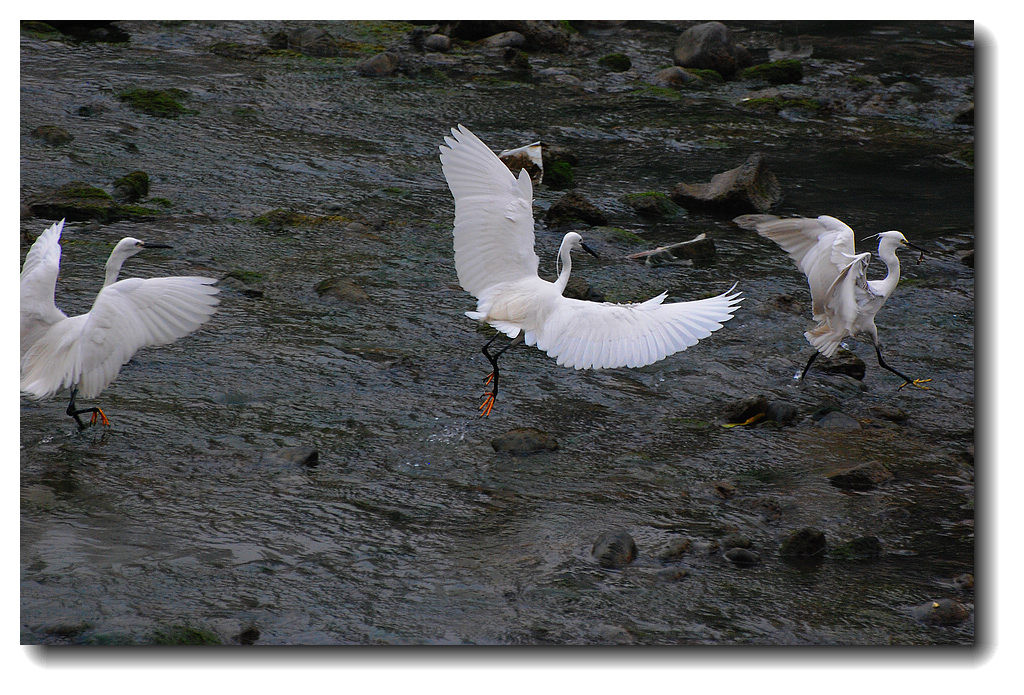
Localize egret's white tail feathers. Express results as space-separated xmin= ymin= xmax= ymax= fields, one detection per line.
xmin=804 ymin=323 xmax=843 ymax=358
xmin=21 ymin=276 xmax=219 ymax=400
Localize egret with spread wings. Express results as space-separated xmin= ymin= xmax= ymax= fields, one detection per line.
xmin=21 ymin=219 xmax=220 ymax=429
xmin=734 ymin=213 xmax=930 ymax=389
xmin=440 ymin=125 xmax=742 ymax=416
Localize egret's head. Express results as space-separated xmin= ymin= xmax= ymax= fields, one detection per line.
xmin=111 ymin=237 xmax=173 ymax=259
xmin=563 ymin=232 xmax=599 ymax=258
xmin=876 ymin=231 xmax=925 ymax=263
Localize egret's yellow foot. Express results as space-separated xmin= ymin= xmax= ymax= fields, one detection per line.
xmin=483 ymin=372 xmax=494 ymax=386
xmin=479 ymin=392 xmax=496 ymax=417
xmin=898 ymin=378 xmax=933 ymax=391
xmin=90 ymin=408 xmax=110 ymax=427
xmin=721 ymin=412 xmax=765 ymax=429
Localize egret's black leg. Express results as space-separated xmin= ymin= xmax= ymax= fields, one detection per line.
xmin=479 ymin=332 xmax=524 ymax=417
xmin=66 ymin=387 xmax=110 ymax=430
xmin=874 ymin=343 xmax=931 ymax=390
xmin=798 ymin=351 xmax=819 ymax=381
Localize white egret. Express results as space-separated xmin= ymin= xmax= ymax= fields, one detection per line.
xmin=20 ymin=219 xmax=220 ymax=429
xmin=734 ymin=213 xmax=930 ymax=389
xmin=439 ymin=124 xmax=742 ymax=416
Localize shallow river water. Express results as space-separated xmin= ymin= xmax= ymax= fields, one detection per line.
xmin=20 ymin=20 xmax=974 ymax=645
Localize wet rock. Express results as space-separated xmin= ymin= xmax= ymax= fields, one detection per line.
xmin=355 ymin=52 xmax=400 ymax=77
xmin=721 ymin=395 xmax=768 ymax=427
xmin=779 ymin=528 xmax=827 ymax=559
xmin=912 ymin=599 xmax=970 ymax=626
xmin=818 ymin=348 xmax=866 ymax=380
xmin=953 ymin=573 xmax=974 ymax=590
xmin=765 ymin=401 xmax=798 ymax=426
xmin=28 ymin=181 xmax=117 ymax=222
xmin=544 ymin=191 xmax=608 ymax=227
xmin=670 ymin=153 xmax=781 ymax=215
xmin=210 ymin=41 xmax=272 ymax=60
xmin=267 ymin=26 xmax=339 ymax=57
xmin=621 ymin=192 xmax=680 ymax=219
xmin=959 ymin=249 xmax=974 ymax=267
xmin=449 ymin=21 xmax=572 ymax=52
xmin=814 ymin=410 xmax=862 ymax=432
xmin=672 ymin=21 xmax=751 ymax=79
xmin=832 ymin=536 xmax=883 ymax=560
xmin=954 ymin=104 xmax=974 ymax=126
xmin=722 ymin=534 xmax=752 ymax=550
xmin=591 ymin=529 xmax=637 ymax=569
xmin=652 ymin=66 xmax=701 ymax=88
xmin=498 ymin=142 xmax=543 ymax=183
xmin=235 ymin=625 xmax=260 ymax=645
xmin=767 ymin=293 xmax=803 ymax=314
xmin=658 ymin=537 xmax=692 ymax=563
xmin=710 ymin=481 xmax=736 ymax=499
xmin=112 ymin=170 xmax=149 ymax=203
xmin=544 ymin=160 xmax=574 ymax=189
xmin=739 ymin=59 xmax=804 ymax=85
xmin=542 ymin=144 xmax=578 ymax=168
xmin=118 ymin=87 xmax=192 ymax=118
xmin=422 ymin=34 xmax=451 ymax=53
xmin=480 ymin=31 xmax=525 ymax=49
xmin=42 ymin=20 xmax=131 ymax=43
xmin=827 ymin=461 xmax=893 ymax=491
xmin=598 ymin=53 xmax=632 ymax=72
xmin=723 ymin=547 xmax=760 ymax=567
xmin=30 ymin=124 xmax=73 ymax=145
xmin=692 ymin=539 xmax=720 ymax=555
xmin=868 ymin=404 xmax=909 ymax=423
xmin=491 ymin=427 xmax=559 ymax=455
xmin=656 ymin=567 xmax=690 ymax=582
xmin=273 ymin=446 xmax=319 ymax=467
xmin=563 ymin=275 xmax=604 ymax=302
xmin=315 ymin=277 xmax=370 ymax=303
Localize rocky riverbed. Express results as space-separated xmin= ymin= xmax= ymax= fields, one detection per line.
xmin=20 ymin=20 xmax=974 ymax=645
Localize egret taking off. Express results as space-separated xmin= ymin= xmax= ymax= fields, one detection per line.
xmin=20 ymin=219 xmax=220 ymax=429
xmin=734 ymin=213 xmax=930 ymax=389
xmin=439 ymin=125 xmax=742 ymax=416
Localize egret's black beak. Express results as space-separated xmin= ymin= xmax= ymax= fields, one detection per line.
xmin=905 ymin=241 xmax=925 ymax=264
xmin=581 ymin=242 xmax=599 ymax=259
xmin=142 ymin=242 xmax=173 ymax=249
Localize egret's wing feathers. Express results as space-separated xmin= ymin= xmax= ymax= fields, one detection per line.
xmin=531 ymin=286 xmax=742 ymax=370
xmin=735 ymin=214 xmax=857 ymax=320
xmin=20 ymin=219 xmax=67 ymax=354
xmin=804 ymin=252 xmax=870 ymax=357
xmin=439 ymin=124 xmax=540 ymax=297
xmin=21 ymin=276 xmax=219 ymax=400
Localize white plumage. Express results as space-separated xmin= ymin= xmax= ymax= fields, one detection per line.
xmin=20 ymin=219 xmax=220 ymax=426
xmin=735 ymin=213 xmax=930 ymax=388
xmin=440 ymin=124 xmax=742 ymax=414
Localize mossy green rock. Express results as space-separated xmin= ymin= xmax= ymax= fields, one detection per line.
xmin=29 ymin=181 xmax=117 ymax=222
xmin=740 ymin=59 xmax=803 ymax=85
xmin=112 ymin=170 xmax=150 ymax=203
xmin=544 ymin=160 xmax=575 ymax=189
xmin=598 ymin=53 xmax=631 ymax=72
xmin=118 ymin=88 xmax=193 ymax=117
xmin=622 ymin=191 xmax=680 ymax=218
xmin=152 ymin=624 xmax=223 ymax=645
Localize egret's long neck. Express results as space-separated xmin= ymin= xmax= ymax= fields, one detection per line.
xmin=103 ymin=252 xmax=127 ymax=287
xmin=873 ymin=243 xmax=902 ymax=298
xmin=554 ymin=239 xmax=573 ymax=294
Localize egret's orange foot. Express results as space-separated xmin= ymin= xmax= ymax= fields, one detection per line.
xmin=483 ymin=372 xmax=494 ymax=386
xmin=479 ymin=392 xmax=496 ymax=417
xmin=90 ymin=408 xmax=110 ymax=427
xmin=721 ymin=412 xmax=766 ymax=429
xmin=898 ymin=378 xmax=933 ymax=391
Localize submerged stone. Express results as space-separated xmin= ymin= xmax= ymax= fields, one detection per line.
xmin=828 ymin=461 xmax=893 ymax=490
xmin=491 ymin=427 xmax=559 ymax=455
xmin=592 ymin=529 xmax=638 ymax=568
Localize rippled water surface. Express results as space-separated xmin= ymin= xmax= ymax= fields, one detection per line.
xmin=20 ymin=20 xmax=974 ymax=645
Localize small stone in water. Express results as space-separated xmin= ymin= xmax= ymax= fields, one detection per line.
xmin=779 ymin=528 xmax=827 ymax=559
xmin=828 ymin=461 xmax=893 ymax=491
xmin=656 ymin=567 xmax=690 ymax=582
xmin=658 ymin=537 xmax=692 ymax=563
xmin=592 ymin=529 xmax=637 ymax=569
xmin=953 ymin=573 xmax=974 ymax=590
xmin=490 ymin=427 xmax=559 ymax=455
xmin=274 ymin=446 xmax=319 ymax=467
xmin=912 ymin=598 xmax=970 ymax=625
xmin=723 ymin=547 xmax=760 ymax=567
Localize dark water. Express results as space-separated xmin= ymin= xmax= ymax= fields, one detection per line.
xmin=20 ymin=20 xmax=974 ymax=645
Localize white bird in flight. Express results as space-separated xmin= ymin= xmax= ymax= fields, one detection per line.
xmin=734 ymin=213 xmax=930 ymax=389
xmin=439 ymin=124 xmax=742 ymax=416
xmin=20 ymin=219 xmax=220 ymax=429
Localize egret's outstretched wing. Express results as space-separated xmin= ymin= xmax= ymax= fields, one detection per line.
xmin=20 ymin=219 xmax=68 ymax=355
xmin=530 ymin=286 xmax=742 ymax=370
xmin=734 ymin=214 xmax=856 ymax=320
xmin=439 ymin=124 xmax=540 ymax=297
xmin=21 ymin=276 xmax=220 ymax=399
